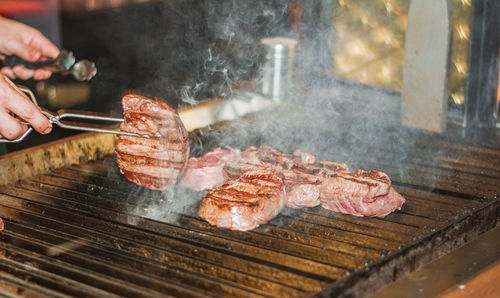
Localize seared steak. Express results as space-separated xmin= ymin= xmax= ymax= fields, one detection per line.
xmin=280 ymin=169 xmax=323 ymax=208
xmin=198 ymin=169 xmax=286 ymax=231
xmin=256 ymin=144 xmax=348 ymax=208
xmin=258 ymin=143 xmax=295 ymax=169
xmin=292 ymin=149 xmax=316 ymax=164
xmin=193 ymin=144 xmax=403 ymax=219
xmin=116 ymin=94 xmax=189 ymax=190
xmin=223 ymin=160 xmax=324 ymax=209
xmin=222 ymin=144 xmax=347 ymax=208
xmin=181 ymin=148 xmax=240 ymax=191
xmin=320 ymin=170 xmax=405 ymax=217
xmin=223 ymin=161 xmax=265 ymax=180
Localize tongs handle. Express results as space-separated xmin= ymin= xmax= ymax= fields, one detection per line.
xmin=2 ymin=50 xmax=75 ymax=71
xmin=3 ymin=55 xmax=55 ymax=69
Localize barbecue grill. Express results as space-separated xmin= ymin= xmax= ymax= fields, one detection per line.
xmin=0 ymin=79 xmax=499 ymax=297
xmin=1 ymin=0 xmax=499 ymax=297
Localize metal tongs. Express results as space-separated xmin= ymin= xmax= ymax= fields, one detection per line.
xmin=0 ymin=86 xmax=152 ymax=143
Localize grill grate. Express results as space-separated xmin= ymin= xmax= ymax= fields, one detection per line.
xmin=0 ymin=124 xmax=499 ymax=296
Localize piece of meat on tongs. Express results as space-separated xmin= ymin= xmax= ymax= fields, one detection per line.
xmin=116 ymin=94 xmax=189 ymax=190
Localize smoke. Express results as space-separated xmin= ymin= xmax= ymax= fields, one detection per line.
xmin=128 ymin=0 xmax=290 ymax=105
xmin=134 ymin=186 xmax=202 ymax=224
xmin=123 ymin=1 xmax=426 ymax=225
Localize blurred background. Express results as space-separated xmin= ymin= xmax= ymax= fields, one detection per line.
xmin=1 ymin=0 xmax=498 ymax=151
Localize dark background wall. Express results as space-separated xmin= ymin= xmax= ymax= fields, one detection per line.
xmin=6 ymin=0 xmax=333 ymax=152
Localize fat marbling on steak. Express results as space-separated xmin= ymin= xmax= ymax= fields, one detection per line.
xmin=320 ymin=170 xmax=405 ymax=217
xmin=198 ymin=169 xmax=286 ymax=231
xmin=116 ymin=94 xmax=189 ymax=190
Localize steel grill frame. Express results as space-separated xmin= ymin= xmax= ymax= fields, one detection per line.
xmin=0 ymin=105 xmax=499 ymax=296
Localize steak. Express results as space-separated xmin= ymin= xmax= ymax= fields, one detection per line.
xmin=195 ymin=144 xmax=403 ymax=217
xmin=280 ymin=169 xmax=323 ymax=208
xmin=258 ymin=143 xmax=295 ymax=169
xmin=198 ymin=169 xmax=286 ymax=231
xmin=223 ymin=160 xmax=324 ymax=209
xmin=240 ymin=146 xmax=263 ymax=165
xmin=181 ymin=148 xmax=241 ymax=191
xmin=292 ymin=149 xmax=316 ymax=164
xmin=116 ymin=94 xmax=189 ymax=190
xmin=320 ymin=170 xmax=405 ymax=217
xmin=222 ymin=144 xmax=348 ymax=208
xmin=293 ymin=160 xmax=349 ymax=177
xmin=223 ymin=161 xmax=266 ymax=179
xmin=256 ymin=144 xmax=349 ymax=208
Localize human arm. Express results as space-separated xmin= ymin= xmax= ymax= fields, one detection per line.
xmin=0 ymin=16 xmax=58 ymax=139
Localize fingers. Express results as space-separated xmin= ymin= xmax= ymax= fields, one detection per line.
xmin=0 ymin=75 xmax=52 ymax=136
xmin=0 ymin=18 xmax=60 ymax=81
xmin=2 ymin=67 xmax=52 ymax=81
xmin=36 ymin=34 xmax=60 ymax=60
xmin=18 ymin=27 xmax=59 ymax=62
xmin=12 ymin=66 xmax=35 ymax=80
xmin=33 ymin=69 xmax=52 ymax=80
xmin=0 ymin=67 xmax=15 ymax=79
xmin=0 ymin=109 xmax=28 ymax=140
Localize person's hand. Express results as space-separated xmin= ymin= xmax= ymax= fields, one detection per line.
xmin=0 ymin=74 xmax=52 ymax=140
xmin=0 ymin=16 xmax=60 ymax=80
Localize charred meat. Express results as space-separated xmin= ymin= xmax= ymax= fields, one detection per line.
xmin=198 ymin=169 xmax=286 ymax=231
xmin=116 ymin=94 xmax=189 ymax=190
xmin=320 ymin=170 xmax=405 ymax=217
xmin=189 ymin=144 xmax=404 ymax=228
xmin=190 ymin=144 xmax=348 ymax=209
xmin=181 ymin=148 xmax=241 ymax=191
xmin=280 ymin=169 xmax=324 ymax=208
xmin=256 ymin=144 xmax=348 ymax=208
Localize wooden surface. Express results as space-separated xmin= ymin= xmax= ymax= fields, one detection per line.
xmin=0 ymin=132 xmax=117 ymax=186
xmin=440 ymin=261 xmax=500 ymax=298
xmin=370 ymin=226 xmax=500 ymax=298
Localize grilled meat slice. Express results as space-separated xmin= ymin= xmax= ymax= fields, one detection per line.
xmin=198 ymin=169 xmax=286 ymax=231
xmin=224 ymin=145 xmax=347 ymax=208
xmin=258 ymin=143 xmax=295 ymax=169
xmin=294 ymin=160 xmax=349 ymax=177
xmin=120 ymin=112 xmax=184 ymax=138
xmin=116 ymin=137 xmax=187 ymax=162
xmin=320 ymin=170 xmax=404 ymax=217
xmin=223 ymin=162 xmax=322 ymax=208
xmin=280 ymin=169 xmax=323 ymax=208
xmin=121 ymin=93 xmax=179 ymax=119
xmin=116 ymin=151 xmax=186 ymax=178
xmin=223 ymin=161 xmax=265 ymax=180
xmin=240 ymin=146 xmax=262 ymax=165
xmin=258 ymin=144 xmax=348 ymax=175
xmin=292 ymin=149 xmax=316 ymax=164
xmin=181 ymin=148 xmax=241 ymax=191
xmin=116 ymin=94 xmax=189 ymax=190
xmin=181 ymin=146 xmax=266 ymax=192
xmin=256 ymin=144 xmax=347 ymax=208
